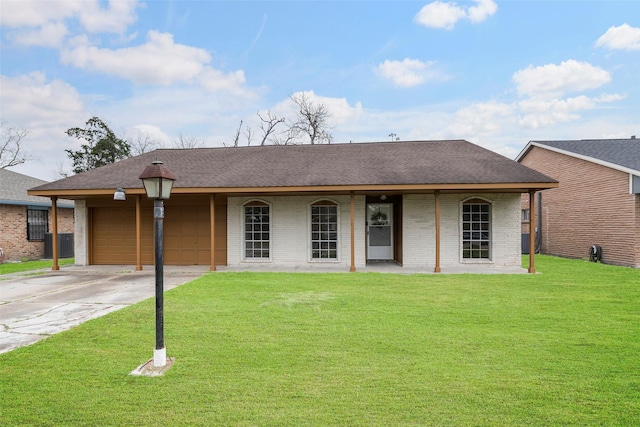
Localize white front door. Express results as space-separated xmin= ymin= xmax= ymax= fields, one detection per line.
xmin=367 ymin=203 xmax=393 ymax=260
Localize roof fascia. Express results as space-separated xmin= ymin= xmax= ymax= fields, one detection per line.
xmin=0 ymin=199 xmax=74 ymax=208
xmin=514 ymin=141 xmax=535 ymax=162
xmin=526 ymin=142 xmax=640 ymax=176
xmin=28 ymin=182 xmax=559 ymax=198
xmin=173 ymin=183 xmax=559 ymax=193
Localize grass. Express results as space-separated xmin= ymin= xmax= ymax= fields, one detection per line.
xmin=1 ymin=255 xmax=638 ymax=425
xmin=0 ymin=258 xmax=75 ymax=276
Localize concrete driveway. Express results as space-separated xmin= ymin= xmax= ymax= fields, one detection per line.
xmin=0 ymin=265 xmax=208 ymax=354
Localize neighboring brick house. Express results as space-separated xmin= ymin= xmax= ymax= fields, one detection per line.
xmin=0 ymin=168 xmax=74 ymax=262
xmin=29 ymin=140 xmax=557 ymax=273
xmin=516 ymin=138 xmax=640 ymax=268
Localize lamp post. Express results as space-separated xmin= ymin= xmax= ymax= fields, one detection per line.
xmin=139 ymin=160 xmax=176 ymax=367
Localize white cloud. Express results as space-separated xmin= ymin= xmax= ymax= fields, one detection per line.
xmin=595 ymin=23 xmax=640 ymax=51
xmin=77 ymin=0 xmax=141 ymax=34
xmin=0 ymin=0 xmax=141 ymax=48
xmin=377 ymin=58 xmax=445 ymax=87
xmin=0 ymin=72 xmax=85 ymax=124
xmin=60 ymin=30 xmax=255 ymax=96
xmin=268 ymin=91 xmax=363 ymax=126
xmin=60 ymin=30 xmax=210 ymax=85
xmin=0 ymin=72 xmax=88 ymax=179
xmin=0 ymin=0 xmax=82 ymax=27
xmin=517 ymin=93 xmax=624 ymax=129
xmin=316 ymin=95 xmax=364 ymax=125
xmin=512 ymin=60 xmax=611 ymax=98
xmin=126 ymin=124 xmax=172 ymax=147
xmin=9 ymin=22 xmax=68 ymax=47
xmin=197 ymin=68 xmax=253 ymax=97
xmin=447 ymin=101 xmax=513 ymax=137
xmin=415 ymin=0 xmax=497 ymax=30
xmin=467 ymin=0 xmax=498 ymax=24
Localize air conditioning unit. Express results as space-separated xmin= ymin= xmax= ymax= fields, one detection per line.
xmin=44 ymin=233 xmax=74 ymax=259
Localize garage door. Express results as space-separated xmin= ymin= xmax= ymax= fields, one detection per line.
xmin=90 ymin=203 xmax=225 ymax=266
xmin=91 ymin=207 xmax=141 ymax=265
xmin=164 ymin=206 xmax=211 ymax=265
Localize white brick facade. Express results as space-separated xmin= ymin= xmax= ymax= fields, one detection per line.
xmin=227 ymin=193 xmax=522 ymax=270
xmin=74 ymin=200 xmax=88 ymax=266
xmin=228 ymin=195 xmax=367 ymax=268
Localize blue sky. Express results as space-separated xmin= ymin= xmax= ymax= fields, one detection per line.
xmin=1 ymin=0 xmax=639 ymax=180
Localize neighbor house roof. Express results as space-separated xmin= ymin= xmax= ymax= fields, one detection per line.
xmin=29 ymin=140 xmax=557 ymax=198
xmin=516 ymin=137 xmax=640 ymax=175
xmin=0 ymin=168 xmax=74 ymax=208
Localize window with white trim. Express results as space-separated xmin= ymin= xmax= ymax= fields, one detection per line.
xmin=311 ymin=202 xmax=338 ymax=260
xmin=27 ymin=208 xmax=48 ymax=241
xmin=244 ymin=202 xmax=270 ymax=259
xmin=462 ymin=199 xmax=491 ymax=259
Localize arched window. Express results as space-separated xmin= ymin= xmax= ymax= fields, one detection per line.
xmin=461 ymin=198 xmax=491 ymax=259
xmin=310 ymin=200 xmax=338 ymax=260
xmin=244 ymin=201 xmax=270 ymax=259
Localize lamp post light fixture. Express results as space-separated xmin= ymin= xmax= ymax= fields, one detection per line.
xmin=139 ymin=160 xmax=176 ymax=367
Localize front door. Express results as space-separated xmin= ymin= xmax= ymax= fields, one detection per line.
xmin=367 ymin=203 xmax=393 ymax=260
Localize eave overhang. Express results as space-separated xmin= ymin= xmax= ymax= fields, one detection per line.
xmin=28 ymin=181 xmax=559 ymax=199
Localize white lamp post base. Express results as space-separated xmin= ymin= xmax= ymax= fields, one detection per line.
xmin=154 ymin=347 xmax=167 ymax=367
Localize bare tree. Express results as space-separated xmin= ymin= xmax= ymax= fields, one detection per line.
xmin=244 ymin=124 xmax=254 ymax=146
xmin=257 ymin=110 xmax=285 ymax=146
xmin=130 ymin=132 xmax=161 ymax=155
xmin=55 ymin=162 xmax=71 ymax=179
xmin=227 ymin=93 xmax=334 ymax=147
xmin=173 ymin=133 xmax=204 ymax=149
xmin=229 ymin=120 xmax=243 ymax=147
xmin=289 ymin=92 xmax=333 ymax=145
xmin=0 ymin=121 xmax=33 ymax=168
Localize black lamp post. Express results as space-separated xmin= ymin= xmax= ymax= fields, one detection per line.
xmin=139 ymin=160 xmax=176 ymax=367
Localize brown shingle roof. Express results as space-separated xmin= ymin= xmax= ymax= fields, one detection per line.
xmin=1 ymin=168 xmax=74 ymax=207
xmin=30 ymin=140 xmax=557 ymax=194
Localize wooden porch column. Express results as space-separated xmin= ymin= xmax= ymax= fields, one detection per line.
xmin=350 ymin=191 xmax=356 ymax=272
xmin=528 ymin=190 xmax=536 ymax=273
xmin=210 ymin=194 xmax=216 ymax=271
xmin=434 ymin=190 xmax=441 ymax=273
xmin=135 ymin=195 xmax=142 ymax=271
xmin=51 ymin=196 xmax=60 ymax=271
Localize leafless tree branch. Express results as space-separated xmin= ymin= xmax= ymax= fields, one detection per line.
xmin=173 ymin=133 xmax=204 ymax=149
xmin=0 ymin=122 xmax=32 ymax=168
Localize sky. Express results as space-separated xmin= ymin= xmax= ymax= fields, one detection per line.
xmin=1 ymin=0 xmax=639 ymax=181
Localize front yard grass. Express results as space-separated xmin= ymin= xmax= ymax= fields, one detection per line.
xmin=0 ymin=258 xmax=75 ymax=275
xmin=1 ymin=255 xmax=638 ymax=425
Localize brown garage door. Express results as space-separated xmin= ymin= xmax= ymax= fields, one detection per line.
xmin=90 ymin=201 xmax=226 ymax=266
xmin=164 ymin=206 xmax=211 ymax=265
xmin=91 ymin=207 xmax=140 ymax=265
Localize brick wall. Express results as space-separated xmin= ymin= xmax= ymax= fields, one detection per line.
xmin=227 ymin=195 xmax=367 ymax=268
xmin=0 ymin=204 xmax=74 ymax=262
xmin=520 ymin=146 xmax=639 ymax=267
xmin=74 ymin=200 xmax=88 ymax=266
xmin=403 ymin=193 xmax=521 ymax=268
xmin=227 ymin=193 xmax=522 ymax=270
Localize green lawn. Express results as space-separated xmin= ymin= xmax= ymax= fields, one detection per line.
xmin=1 ymin=256 xmax=638 ymax=426
xmin=0 ymin=258 xmax=75 ymax=276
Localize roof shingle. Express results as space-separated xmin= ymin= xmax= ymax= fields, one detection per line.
xmin=525 ymin=138 xmax=640 ymax=173
xmin=30 ymin=140 xmax=557 ymax=193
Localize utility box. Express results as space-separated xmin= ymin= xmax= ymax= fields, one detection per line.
xmin=44 ymin=233 xmax=74 ymax=259
xmin=521 ymin=233 xmax=530 ymax=254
